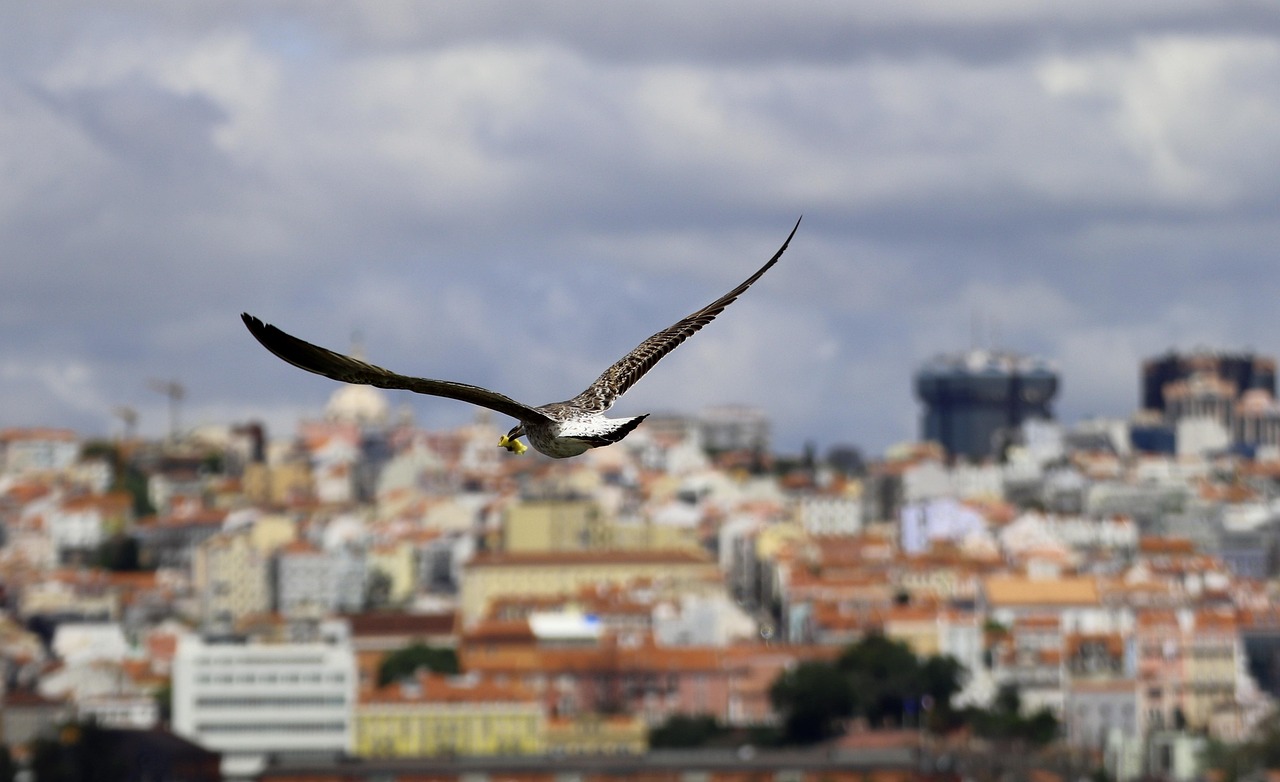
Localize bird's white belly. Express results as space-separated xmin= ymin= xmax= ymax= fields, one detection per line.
xmin=528 ymin=416 xmax=614 ymax=458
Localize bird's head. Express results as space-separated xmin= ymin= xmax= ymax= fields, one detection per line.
xmin=498 ymin=425 xmax=528 ymax=455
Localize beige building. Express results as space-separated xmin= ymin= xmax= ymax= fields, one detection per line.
xmin=503 ymin=499 xmax=608 ymax=552
xmin=460 ymin=550 xmax=720 ymax=627
xmin=502 ymin=498 xmax=700 ymax=554
xmin=366 ymin=541 xmax=418 ymax=605
xmin=544 ymin=714 xmax=647 ymax=755
xmin=355 ymin=673 xmax=543 ymax=758
xmin=193 ymin=529 xmax=273 ymax=625
xmin=1183 ymin=609 xmax=1240 ymax=728
xmin=243 ymin=460 xmax=313 ymax=506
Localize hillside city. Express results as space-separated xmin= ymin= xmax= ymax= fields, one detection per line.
xmin=5 ymin=348 xmax=1280 ymax=781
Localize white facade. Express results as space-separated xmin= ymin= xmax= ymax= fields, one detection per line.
xmin=46 ymin=504 xmax=106 ymax=559
xmin=173 ymin=634 xmax=356 ymax=776
xmin=798 ymin=495 xmax=862 ymax=536
xmin=275 ymin=546 xmax=367 ymax=616
xmin=51 ymin=623 xmax=129 ymax=664
xmin=1 ymin=430 xmax=79 ymax=474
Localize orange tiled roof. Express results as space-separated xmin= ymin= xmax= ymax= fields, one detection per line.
xmin=467 ymin=550 xmax=713 ymax=567
xmin=362 ymin=673 xmax=537 ymax=705
xmin=984 ymin=575 xmax=1100 ymax=606
xmin=0 ymin=427 xmax=77 ymax=443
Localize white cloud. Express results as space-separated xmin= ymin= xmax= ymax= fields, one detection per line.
xmin=2 ymin=5 xmax=1280 ymax=454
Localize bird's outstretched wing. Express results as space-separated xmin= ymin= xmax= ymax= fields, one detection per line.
xmin=569 ymin=217 xmax=801 ymax=414
xmin=241 ymin=313 xmax=554 ymax=424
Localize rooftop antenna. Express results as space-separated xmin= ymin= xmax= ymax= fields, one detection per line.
xmin=149 ymin=379 xmax=185 ymax=443
xmin=112 ymin=406 xmax=138 ymax=442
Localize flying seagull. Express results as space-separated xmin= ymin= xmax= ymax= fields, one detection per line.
xmin=242 ymin=217 xmax=800 ymax=458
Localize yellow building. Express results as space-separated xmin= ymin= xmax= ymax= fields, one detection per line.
xmin=883 ymin=605 xmax=942 ymax=658
xmin=192 ymin=529 xmax=272 ymax=624
xmin=460 ymin=550 xmax=720 ymax=627
xmin=249 ymin=512 xmax=298 ymax=552
xmin=503 ymin=498 xmax=700 ymax=554
xmin=544 ymin=715 xmax=647 ymax=755
xmin=242 ymin=460 xmax=312 ymax=505
xmin=504 ymin=499 xmax=608 ymax=552
xmin=355 ymin=673 xmax=544 ymax=758
xmin=1183 ymin=609 xmax=1239 ymax=728
xmin=367 ymin=540 xmax=418 ymax=605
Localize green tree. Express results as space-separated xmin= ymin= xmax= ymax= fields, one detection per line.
xmin=769 ymin=660 xmax=856 ymax=743
xmin=649 ymin=714 xmax=726 ymax=749
xmin=377 ymin=642 xmax=459 ymax=687
xmin=96 ymin=534 xmax=144 ymax=572
xmin=835 ymin=633 xmax=965 ymax=728
xmin=967 ymin=683 xmax=1059 ymax=746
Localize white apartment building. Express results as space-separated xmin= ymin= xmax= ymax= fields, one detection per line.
xmin=797 ymin=495 xmax=863 ymax=536
xmin=172 ymin=633 xmax=356 ymax=778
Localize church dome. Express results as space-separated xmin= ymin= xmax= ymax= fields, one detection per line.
xmin=325 ymin=383 xmax=390 ymax=427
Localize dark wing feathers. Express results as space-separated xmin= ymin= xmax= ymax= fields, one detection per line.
xmin=240 ymin=313 xmax=554 ymax=424
xmin=570 ymin=217 xmax=801 ymax=414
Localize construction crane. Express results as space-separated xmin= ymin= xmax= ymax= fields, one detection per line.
xmin=112 ymin=406 xmax=138 ymax=441
xmin=149 ymin=379 xmax=185 ymax=443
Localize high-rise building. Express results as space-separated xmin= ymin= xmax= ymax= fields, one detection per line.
xmin=1139 ymin=350 xmax=1280 ymax=455
xmin=1141 ymin=351 xmax=1276 ymax=413
xmin=915 ymin=350 xmax=1058 ymax=461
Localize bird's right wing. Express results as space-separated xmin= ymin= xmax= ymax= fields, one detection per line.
xmin=241 ymin=313 xmax=554 ymax=425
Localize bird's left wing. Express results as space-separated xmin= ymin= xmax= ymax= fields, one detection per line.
xmin=241 ymin=313 xmax=554 ymax=425
xmin=569 ymin=217 xmax=801 ymax=414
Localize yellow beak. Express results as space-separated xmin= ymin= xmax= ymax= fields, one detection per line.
xmin=498 ymin=435 xmax=528 ymax=455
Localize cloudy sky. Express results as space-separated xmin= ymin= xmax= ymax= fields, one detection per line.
xmin=3 ymin=2 xmax=1280 ymax=456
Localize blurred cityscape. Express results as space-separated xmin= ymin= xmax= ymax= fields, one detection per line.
xmin=4 ymin=347 xmax=1280 ymax=781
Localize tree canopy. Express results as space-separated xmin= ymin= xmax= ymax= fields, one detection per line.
xmin=376 ymin=642 xmax=459 ymax=687
xmin=769 ymin=633 xmax=966 ymax=744
xmin=769 ymin=660 xmax=857 ymax=743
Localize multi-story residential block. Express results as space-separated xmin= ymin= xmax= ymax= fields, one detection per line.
xmin=990 ymin=615 xmax=1066 ymax=714
xmin=1066 ymin=633 xmax=1128 ymax=681
xmin=462 ymin=641 xmax=731 ymax=725
xmin=354 ymin=673 xmax=543 ymax=758
xmin=135 ymin=510 xmax=226 ymax=570
xmin=242 ymin=459 xmax=313 ymax=505
xmin=1134 ymin=609 xmax=1186 ymax=731
xmin=0 ymin=428 xmax=79 ymax=475
xmin=1065 ymin=678 xmax=1144 ymax=777
xmin=459 ymin=550 xmax=720 ymax=628
xmin=544 ymin=714 xmax=647 ymax=755
xmin=1182 ymin=608 xmax=1241 ymax=728
xmin=46 ymin=492 xmax=134 ymax=564
xmin=503 ymin=498 xmax=609 ymax=552
xmin=38 ymin=658 xmax=159 ymax=730
xmin=194 ymin=529 xmax=273 ymax=626
xmin=365 ymin=540 xmax=418 ymax=605
xmin=797 ymin=494 xmax=863 ymax=536
xmin=275 ymin=540 xmax=367 ymax=616
xmin=172 ymin=632 xmax=357 ymax=778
